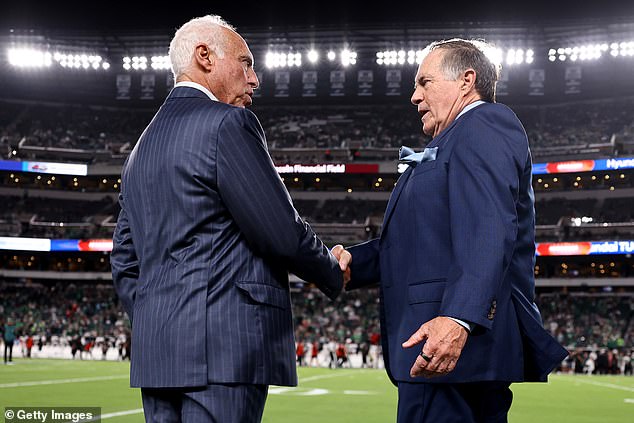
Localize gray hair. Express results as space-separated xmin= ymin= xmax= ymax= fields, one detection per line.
xmin=424 ymin=38 xmax=501 ymax=103
xmin=168 ymin=15 xmax=236 ymax=79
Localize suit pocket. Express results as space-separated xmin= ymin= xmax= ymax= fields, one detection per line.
xmin=408 ymin=279 xmax=446 ymax=304
xmin=235 ymin=281 xmax=291 ymax=310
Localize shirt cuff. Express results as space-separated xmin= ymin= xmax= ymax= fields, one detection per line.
xmin=447 ymin=317 xmax=473 ymax=333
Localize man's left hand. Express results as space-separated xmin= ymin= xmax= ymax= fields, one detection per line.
xmin=401 ymin=316 xmax=468 ymax=378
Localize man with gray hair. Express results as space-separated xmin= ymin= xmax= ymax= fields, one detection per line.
xmin=111 ymin=15 xmax=343 ymax=422
xmin=333 ymin=39 xmax=567 ymax=422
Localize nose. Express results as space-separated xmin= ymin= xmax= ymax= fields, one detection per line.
xmin=248 ymin=68 xmax=259 ymax=89
xmin=411 ymin=86 xmax=423 ymax=106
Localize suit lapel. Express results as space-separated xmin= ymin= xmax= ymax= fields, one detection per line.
xmin=426 ymin=117 xmax=460 ymax=148
xmin=379 ymin=106 xmax=486 ymax=241
xmin=380 ymin=117 xmax=463 ymax=238
xmin=381 ymin=167 xmax=413 ymax=236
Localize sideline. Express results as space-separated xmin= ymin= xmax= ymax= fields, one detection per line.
xmin=0 ymin=375 xmax=128 ymax=388
xmin=100 ymin=408 xmax=144 ymax=420
xmin=299 ymin=369 xmax=372 ymax=383
xmin=559 ymin=376 xmax=634 ymax=393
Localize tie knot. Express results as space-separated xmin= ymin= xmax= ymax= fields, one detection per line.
xmin=398 ymin=146 xmax=416 ymax=161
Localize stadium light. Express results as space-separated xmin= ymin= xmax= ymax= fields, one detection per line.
xmin=8 ymin=48 xmax=110 ymax=70
xmin=327 ymin=50 xmax=336 ymax=61
xmin=54 ymin=52 xmax=107 ymax=70
xmin=377 ymin=49 xmax=425 ymax=66
xmin=307 ymin=49 xmax=319 ymax=63
xmin=341 ymin=49 xmax=357 ymax=67
xmin=289 ymin=53 xmax=302 ymax=67
xmin=122 ymin=56 xmax=148 ymax=71
xmin=8 ymin=48 xmax=52 ymax=68
xmin=151 ymin=55 xmax=170 ymax=70
xmin=610 ymin=41 xmax=634 ymax=57
xmin=505 ymin=49 xmax=534 ymax=65
xmin=548 ymin=43 xmax=608 ymax=62
xmin=375 ymin=46 xmax=508 ymax=68
xmin=482 ymin=45 xmax=503 ymax=69
xmin=265 ymin=52 xmax=302 ymax=69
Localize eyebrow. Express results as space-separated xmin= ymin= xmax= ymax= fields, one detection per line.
xmin=240 ymin=54 xmax=253 ymax=66
xmin=419 ymin=72 xmax=433 ymax=81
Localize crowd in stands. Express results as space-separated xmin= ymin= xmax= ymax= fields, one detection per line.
xmin=534 ymin=198 xmax=597 ymax=225
xmin=2 ymin=97 xmax=634 ymax=163
xmin=2 ymin=95 xmax=634 ymax=245
xmin=293 ymin=198 xmax=386 ymax=225
xmin=254 ymin=105 xmax=425 ymax=152
xmin=0 ymin=281 xmax=129 ymax=363
xmin=540 ymin=292 xmax=632 ymax=350
xmin=1 ymin=281 xmax=632 ymax=373
xmin=540 ymin=291 xmax=633 ymax=374
xmin=517 ymin=99 xmax=629 ymax=150
xmin=2 ymin=192 xmax=634 ymax=244
xmin=2 ymin=101 xmax=153 ymax=155
xmin=0 ymin=194 xmax=117 ymax=239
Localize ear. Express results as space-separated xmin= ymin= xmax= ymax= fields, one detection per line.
xmin=461 ymin=68 xmax=476 ymax=94
xmin=194 ymin=44 xmax=214 ymax=71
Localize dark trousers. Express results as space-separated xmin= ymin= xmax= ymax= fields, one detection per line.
xmin=4 ymin=342 xmax=12 ymax=363
xmin=397 ymin=381 xmax=513 ymax=423
xmin=141 ymin=383 xmax=268 ymax=423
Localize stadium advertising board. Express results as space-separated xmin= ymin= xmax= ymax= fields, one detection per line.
xmin=0 ymin=160 xmax=88 ymax=176
xmin=532 ymin=157 xmax=634 ymax=175
xmin=0 ymin=237 xmax=113 ymax=252
xmin=274 ymin=164 xmax=379 ymax=173
xmin=2 ymin=237 xmax=634 ymax=255
xmin=398 ymin=157 xmax=634 ymax=174
xmin=536 ymin=241 xmax=634 ymax=256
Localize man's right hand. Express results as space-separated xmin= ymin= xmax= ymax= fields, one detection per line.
xmin=331 ymin=244 xmax=352 ymax=286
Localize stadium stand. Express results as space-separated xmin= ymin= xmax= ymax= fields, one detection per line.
xmin=2 ymin=96 xmax=634 ymax=164
xmin=1 ymin=281 xmax=631 ymax=373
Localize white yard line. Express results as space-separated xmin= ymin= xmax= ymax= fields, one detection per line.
xmin=100 ymin=408 xmax=144 ymax=419
xmin=269 ymin=370 xmax=376 ymax=396
xmin=0 ymin=375 xmax=128 ymax=388
xmin=299 ymin=370 xmax=369 ymax=383
xmin=563 ymin=376 xmax=634 ymax=393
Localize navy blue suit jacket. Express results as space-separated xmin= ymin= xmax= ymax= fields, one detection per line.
xmin=111 ymin=86 xmax=342 ymax=388
xmin=347 ymin=102 xmax=567 ymax=384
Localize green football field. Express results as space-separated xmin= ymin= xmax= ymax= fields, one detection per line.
xmin=0 ymin=359 xmax=632 ymax=422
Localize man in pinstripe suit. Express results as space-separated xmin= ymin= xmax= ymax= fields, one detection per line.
xmin=110 ymin=15 xmax=343 ymax=422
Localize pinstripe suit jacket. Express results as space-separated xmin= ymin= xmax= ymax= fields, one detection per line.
xmin=111 ymin=86 xmax=342 ymax=388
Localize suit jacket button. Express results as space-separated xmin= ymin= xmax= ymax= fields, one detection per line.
xmin=487 ymin=300 xmax=497 ymax=320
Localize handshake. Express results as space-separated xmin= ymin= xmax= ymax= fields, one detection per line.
xmin=331 ymin=244 xmax=351 ymax=286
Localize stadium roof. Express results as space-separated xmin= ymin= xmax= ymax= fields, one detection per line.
xmin=2 ymin=0 xmax=632 ymax=33
xmin=2 ymin=0 xmax=633 ymax=107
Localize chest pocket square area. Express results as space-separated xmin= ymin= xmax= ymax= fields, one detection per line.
xmin=398 ymin=146 xmax=438 ymax=167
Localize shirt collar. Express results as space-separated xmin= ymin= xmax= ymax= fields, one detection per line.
xmin=174 ymin=81 xmax=218 ymax=101
xmin=456 ymin=100 xmax=486 ymax=120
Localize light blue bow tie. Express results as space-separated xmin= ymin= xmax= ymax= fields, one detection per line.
xmin=398 ymin=146 xmax=438 ymax=166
